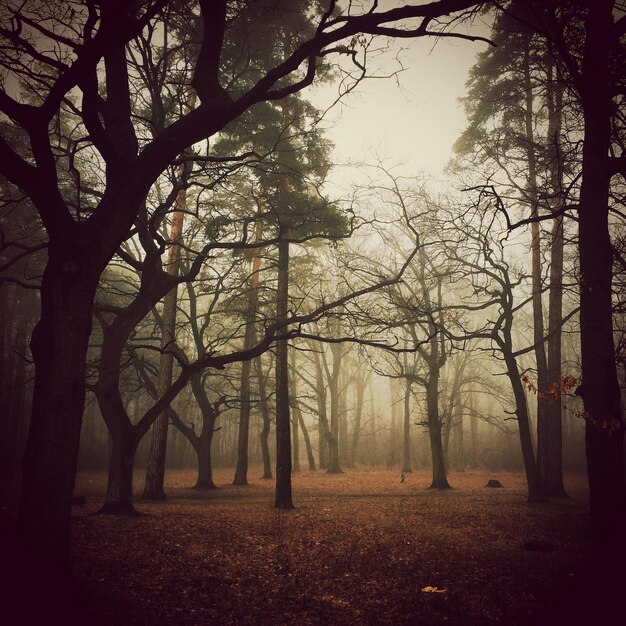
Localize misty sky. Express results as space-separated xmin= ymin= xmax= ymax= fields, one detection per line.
xmin=308 ymin=19 xmax=492 ymax=182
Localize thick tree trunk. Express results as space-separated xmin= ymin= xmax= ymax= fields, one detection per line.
xmin=194 ymin=440 xmax=217 ymax=490
xmin=579 ymin=0 xmax=626 ymax=551
xmin=18 ymin=250 xmax=99 ymax=566
xmin=141 ymin=355 xmax=172 ymax=500
xmin=425 ymin=376 xmax=450 ymax=489
xmin=0 ymin=299 xmax=28 ymax=479
xmin=100 ymin=426 xmax=140 ymax=515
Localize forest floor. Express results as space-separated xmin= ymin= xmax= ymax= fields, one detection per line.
xmin=1 ymin=468 xmax=613 ymax=625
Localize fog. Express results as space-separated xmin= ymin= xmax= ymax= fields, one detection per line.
xmin=0 ymin=1 xmax=624 ymax=624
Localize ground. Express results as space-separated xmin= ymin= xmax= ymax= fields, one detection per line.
xmin=1 ymin=468 xmax=599 ymax=624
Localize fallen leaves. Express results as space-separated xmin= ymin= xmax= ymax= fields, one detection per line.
xmin=65 ymin=468 xmax=591 ymax=626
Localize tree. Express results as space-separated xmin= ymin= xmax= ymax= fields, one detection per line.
xmin=440 ymin=194 xmax=558 ymax=501
xmin=0 ymin=0 xmax=489 ymax=565
xmin=143 ymin=161 xmax=188 ymax=500
xmin=460 ymin=0 xmax=626 ymax=547
xmin=233 ymin=221 xmax=263 ymax=486
xmin=455 ymin=1 xmax=576 ymax=498
xmin=365 ymin=170 xmax=454 ymax=488
xmin=573 ymin=0 xmax=626 ymax=548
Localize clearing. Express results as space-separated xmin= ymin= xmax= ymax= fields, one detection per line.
xmin=1 ymin=469 xmax=606 ymax=624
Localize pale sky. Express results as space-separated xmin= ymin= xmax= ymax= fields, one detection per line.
xmin=307 ymin=24 xmax=491 ymax=183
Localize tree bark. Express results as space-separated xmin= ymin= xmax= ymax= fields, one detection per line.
xmin=298 ymin=411 xmax=316 ymax=471
xmin=312 ymin=346 xmax=329 ymax=470
xmin=194 ymin=439 xmax=217 ymax=490
xmin=255 ymin=356 xmax=273 ymax=479
xmin=326 ymin=342 xmax=344 ymax=474
xmin=18 ymin=242 xmax=101 ymax=566
xmin=0 ymin=294 xmax=29 ymax=480
xmin=503 ymin=348 xmax=545 ymax=502
xmin=388 ymin=377 xmax=399 ymax=467
xmin=234 ymin=223 xmax=262 ymax=485
xmin=578 ymin=0 xmax=626 ymax=551
xmin=101 ymin=425 xmax=141 ymax=515
xmin=402 ymin=378 xmax=413 ymax=473
xmin=469 ymin=391 xmax=478 ymax=469
xmin=425 ymin=374 xmax=450 ymax=489
xmin=522 ymin=40 xmax=550 ymax=497
xmin=349 ymin=369 xmax=367 ymax=468
xmin=291 ymin=411 xmax=301 ymax=472
xmin=186 ymin=374 xmax=219 ymax=490
xmin=338 ymin=368 xmax=349 ymax=467
xmin=289 ymin=348 xmax=301 ymax=472
xmin=143 ymin=176 xmax=186 ymax=500
xmin=545 ymin=59 xmax=567 ymax=497
xmin=274 ymin=237 xmax=294 ymax=508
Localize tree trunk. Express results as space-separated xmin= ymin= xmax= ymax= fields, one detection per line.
xmin=454 ymin=399 xmax=465 ymax=471
xmin=578 ymin=0 xmax=626 ymax=551
xmin=289 ymin=349 xmax=301 ymax=472
xmin=255 ymin=356 xmax=273 ymax=479
xmin=274 ymin=236 xmax=293 ymax=508
xmin=469 ymin=392 xmax=478 ymax=469
xmin=233 ymin=345 xmax=254 ymax=486
xmin=141 ymin=341 xmax=174 ymax=500
xmin=0 ymin=298 xmax=28 ymax=479
xmin=18 ymin=247 xmax=99 ymax=566
xmin=312 ymin=347 xmax=329 ymax=470
xmin=349 ymin=370 xmax=366 ymax=468
xmin=100 ymin=426 xmax=140 ymax=515
xmin=291 ymin=412 xmax=301 ymax=472
xmin=388 ymin=377 xmax=399 ymax=467
xmin=522 ymin=40 xmax=550 ymax=497
xmin=143 ymin=183 xmax=186 ymax=500
xmin=426 ymin=375 xmax=450 ymax=489
xmin=545 ymin=60 xmax=567 ymax=498
xmin=188 ymin=376 xmax=219 ymax=490
xmin=338 ymin=369 xmax=349 ymax=466
xmin=194 ymin=439 xmax=217 ymax=490
xmin=503 ymin=348 xmax=545 ymax=502
xmin=326 ymin=343 xmax=343 ymax=474
xmin=402 ymin=378 xmax=413 ymax=473
xmin=298 ymin=411 xmax=316 ymax=471
xmin=234 ymin=223 xmax=262 ymax=485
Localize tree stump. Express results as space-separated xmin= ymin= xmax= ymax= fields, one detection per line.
xmin=485 ymin=479 xmax=504 ymax=488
